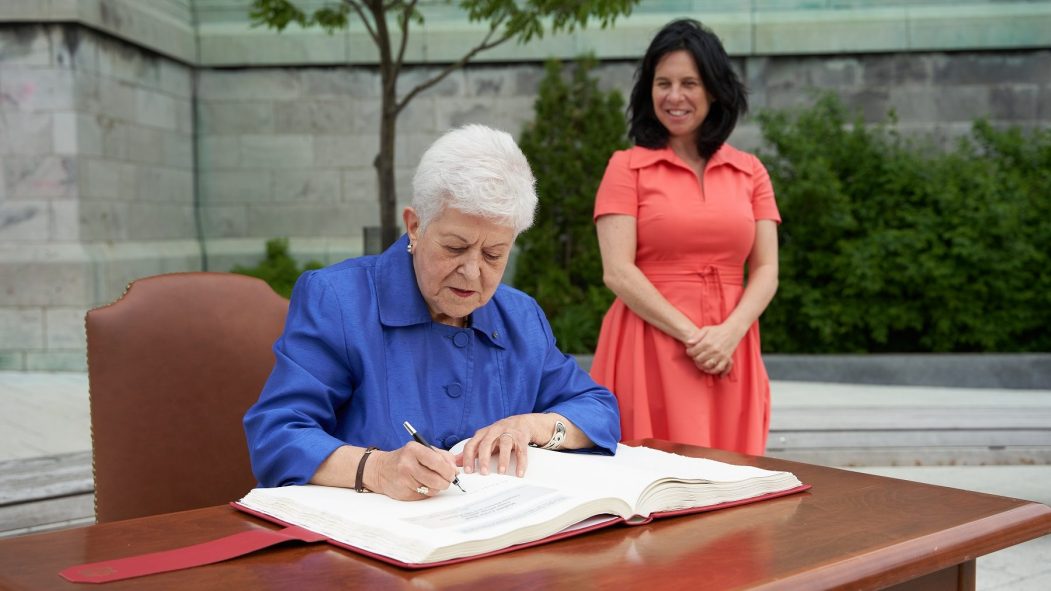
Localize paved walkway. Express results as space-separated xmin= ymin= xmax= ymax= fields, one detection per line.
xmin=0 ymin=372 xmax=90 ymax=462
xmin=1 ymin=372 xmax=1049 ymax=589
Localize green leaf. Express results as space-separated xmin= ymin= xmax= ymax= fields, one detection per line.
xmin=232 ymin=238 xmax=323 ymax=298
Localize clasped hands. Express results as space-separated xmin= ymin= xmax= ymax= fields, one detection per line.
xmin=365 ymin=413 xmax=546 ymax=501
xmin=683 ymin=322 xmax=743 ymax=377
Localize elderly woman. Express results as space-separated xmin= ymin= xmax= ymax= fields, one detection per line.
xmin=244 ymin=124 xmax=620 ymax=501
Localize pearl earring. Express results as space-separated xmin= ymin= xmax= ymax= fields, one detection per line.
xmin=406 ymin=241 xmax=414 ymax=254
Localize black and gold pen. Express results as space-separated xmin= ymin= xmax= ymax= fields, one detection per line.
xmin=402 ymin=421 xmax=467 ymax=493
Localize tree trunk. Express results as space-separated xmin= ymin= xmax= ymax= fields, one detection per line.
xmin=372 ymin=0 xmax=400 ymax=252
xmin=375 ymin=98 xmax=399 ymax=250
xmin=372 ymin=44 xmax=399 ymax=252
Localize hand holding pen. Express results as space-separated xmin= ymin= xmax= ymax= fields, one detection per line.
xmin=403 ymin=421 xmax=467 ymax=493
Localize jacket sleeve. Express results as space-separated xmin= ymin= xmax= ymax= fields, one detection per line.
xmin=529 ymin=300 xmax=621 ymax=455
xmin=243 ymin=271 xmax=357 ymax=487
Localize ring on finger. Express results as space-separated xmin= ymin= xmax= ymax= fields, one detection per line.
xmin=415 ymin=485 xmax=429 ymax=495
xmin=498 ymin=433 xmax=514 ymax=440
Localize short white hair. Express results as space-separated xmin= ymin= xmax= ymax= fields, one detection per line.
xmin=412 ymin=124 xmax=537 ymax=237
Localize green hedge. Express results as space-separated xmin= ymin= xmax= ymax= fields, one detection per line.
xmin=757 ymin=94 xmax=1051 ymax=352
xmin=513 ymin=57 xmax=629 ymax=354
xmin=231 ymin=238 xmax=322 ymax=298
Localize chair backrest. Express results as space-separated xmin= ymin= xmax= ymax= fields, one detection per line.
xmin=87 ymin=272 xmax=288 ymax=523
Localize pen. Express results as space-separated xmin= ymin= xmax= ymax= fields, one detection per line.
xmin=403 ymin=421 xmax=467 ymax=493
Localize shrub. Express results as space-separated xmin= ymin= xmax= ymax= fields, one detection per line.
xmin=231 ymin=238 xmax=323 ymax=298
xmin=514 ymin=57 xmax=630 ymax=353
xmin=757 ymin=94 xmax=1051 ymax=352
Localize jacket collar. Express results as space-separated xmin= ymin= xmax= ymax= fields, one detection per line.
xmin=376 ymin=234 xmax=506 ymax=348
xmin=627 ymin=143 xmax=751 ymax=174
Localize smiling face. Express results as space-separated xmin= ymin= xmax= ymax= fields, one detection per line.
xmin=651 ymin=49 xmax=713 ymax=144
xmin=404 ymin=206 xmax=515 ymax=327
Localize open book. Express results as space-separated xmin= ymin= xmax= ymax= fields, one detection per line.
xmin=235 ymin=443 xmax=807 ymax=568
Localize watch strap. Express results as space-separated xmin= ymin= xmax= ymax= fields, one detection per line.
xmin=355 ymin=446 xmax=377 ymax=493
xmin=540 ymin=420 xmax=566 ymax=450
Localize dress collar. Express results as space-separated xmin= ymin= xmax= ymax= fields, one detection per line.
xmin=375 ymin=234 xmax=506 ymax=348
xmin=627 ymin=143 xmax=751 ymax=174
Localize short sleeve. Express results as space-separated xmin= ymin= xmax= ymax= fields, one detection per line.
xmin=751 ymin=155 xmax=781 ymax=223
xmin=593 ymin=149 xmax=638 ymax=220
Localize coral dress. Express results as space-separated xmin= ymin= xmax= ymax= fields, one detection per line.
xmin=590 ymin=144 xmax=781 ymax=455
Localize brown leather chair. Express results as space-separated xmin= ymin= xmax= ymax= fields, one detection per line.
xmin=86 ymin=272 xmax=288 ymax=523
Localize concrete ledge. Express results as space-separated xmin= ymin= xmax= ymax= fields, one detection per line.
xmin=191 ymin=1 xmax=1051 ymax=66
xmin=764 ymin=354 xmax=1051 ymax=390
xmin=0 ymin=0 xmax=197 ymax=64
xmin=0 ymin=452 xmax=94 ymax=538
xmin=767 ymin=381 xmax=1051 ymax=466
xmin=573 ymin=354 xmax=1051 ymax=389
xmin=13 ymin=3 xmax=1049 ymax=68
xmin=769 ymin=448 xmax=1051 ymax=467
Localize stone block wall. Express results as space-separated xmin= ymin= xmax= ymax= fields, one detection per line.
xmin=742 ymin=50 xmax=1051 ymax=146
xmin=0 ymin=24 xmax=198 ymax=370
xmin=193 ymin=63 xmax=549 ymax=270
xmin=192 ymin=50 xmax=1051 ymax=264
xmin=2 ymin=8 xmax=1050 ymax=370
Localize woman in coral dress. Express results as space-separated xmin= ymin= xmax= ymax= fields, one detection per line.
xmin=591 ymin=19 xmax=781 ymax=455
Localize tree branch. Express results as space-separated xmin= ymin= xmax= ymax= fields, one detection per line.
xmin=366 ymin=0 xmax=399 ymax=104
xmin=395 ymin=19 xmax=514 ymax=114
xmin=344 ymin=0 xmax=378 ymax=44
xmin=392 ymin=0 xmax=418 ymax=80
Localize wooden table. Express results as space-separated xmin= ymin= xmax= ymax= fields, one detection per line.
xmin=1 ymin=440 xmax=1049 ymax=590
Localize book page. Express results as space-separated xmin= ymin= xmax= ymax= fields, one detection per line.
xmin=604 ymin=445 xmax=803 ymax=514
xmin=459 ymin=443 xmax=801 ymax=517
xmin=453 ymin=440 xmax=657 ymax=510
xmin=239 ymin=469 xmax=632 ymax=564
xmin=609 ymin=444 xmax=788 ymax=482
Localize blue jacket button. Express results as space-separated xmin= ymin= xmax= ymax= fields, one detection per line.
xmin=452 ymin=331 xmax=470 ymax=347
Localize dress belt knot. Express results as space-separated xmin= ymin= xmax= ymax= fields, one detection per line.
xmin=696 ymin=265 xmax=738 ymax=384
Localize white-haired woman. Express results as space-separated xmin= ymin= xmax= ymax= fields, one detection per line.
xmin=245 ymin=125 xmax=621 ymax=501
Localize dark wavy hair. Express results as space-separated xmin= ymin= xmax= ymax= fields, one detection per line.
xmin=628 ymin=19 xmax=747 ymax=159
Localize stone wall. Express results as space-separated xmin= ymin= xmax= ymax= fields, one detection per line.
xmin=743 ymin=50 xmax=1051 ymax=144
xmin=0 ymin=24 xmax=198 ymax=370
xmin=1 ymin=7 xmax=1050 ymax=369
xmin=193 ymin=63 xmax=556 ymax=269
xmin=193 ymin=49 xmax=1051 ymax=260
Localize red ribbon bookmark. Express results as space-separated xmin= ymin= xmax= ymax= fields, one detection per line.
xmin=60 ymin=525 xmax=326 ymax=584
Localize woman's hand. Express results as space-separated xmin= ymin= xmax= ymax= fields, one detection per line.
xmin=365 ymin=443 xmax=459 ymax=501
xmin=684 ymin=322 xmax=744 ymax=377
xmin=459 ymin=414 xmax=547 ymax=478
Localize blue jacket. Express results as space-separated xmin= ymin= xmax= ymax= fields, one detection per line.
xmin=244 ymin=234 xmax=621 ymax=487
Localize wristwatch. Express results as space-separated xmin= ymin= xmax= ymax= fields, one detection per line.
xmin=540 ymin=419 xmax=567 ymax=450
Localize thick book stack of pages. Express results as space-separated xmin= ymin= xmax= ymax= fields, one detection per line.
xmin=236 ymin=443 xmax=807 ymax=567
